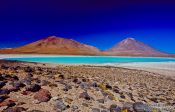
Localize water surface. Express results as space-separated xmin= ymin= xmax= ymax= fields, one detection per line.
xmin=5 ymin=56 xmax=175 ymax=64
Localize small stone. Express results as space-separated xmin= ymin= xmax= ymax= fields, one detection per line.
xmin=133 ymin=102 xmax=152 ymax=112
xmin=71 ymin=105 xmax=78 ymax=111
xmin=92 ymin=108 xmax=100 ymax=112
xmin=4 ymin=107 xmax=26 ymax=112
xmin=92 ymin=82 xmax=98 ymax=88
xmin=41 ymin=80 xmax=50 ymax=86
xmin=0 ymin=89 xmax=10 ymax=95
xmin=106 ymin=84 xmax=112 ymax=90
xmin=79 ymin=92 xmax=91 ymax=100
xmin=52 ymin=96 xmax=59 ymax=101
xmin=34 ymin=89 xmax=51 ymax=102
xmin=54 ymin=99 xmax=69 ymax=111
xmin=26 ymin=84 xmax=41 ymax=92
xmin=63 ymin=85 xmax=72 ymax=91
xmin=28 ymin=110 xmax=44 ymax=112
xmin=101 ymin=110 xmax=108 ymax=112
xmin=82 ymin=103 xmax=89 ymax=107
xmin=0 ymin=81 xmax=6 ymax=88
xmin=123 ymin=102 xmax=134 ymax=112
xmin=97 ymin=99 xmax=105 ymax=104
xmin=58 ymin=74 xmax=65 ymax=79
xmin=0 ymin=96 xmax=8 ymax=103
xmin=80 ymin=82 xmax=89 ymax=89
xmin=110 ymin=104 xmax=121 ymax=112
xmin=0 ymin=99 xmax=16 ymax=107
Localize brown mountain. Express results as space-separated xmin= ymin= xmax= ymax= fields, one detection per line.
xmin=0 ymin=36 xmax=101 ymax=55
xmin=103 ymin=38 xmax=173 ymax=57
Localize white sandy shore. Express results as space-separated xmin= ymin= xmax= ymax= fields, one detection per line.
xmin=115 ymin=62 xmax=175 ymax=78
xmin=0 ymin=54 xmax=175 ymax=78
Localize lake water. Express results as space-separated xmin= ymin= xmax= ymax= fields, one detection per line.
xmin=5 ymin=56 xmax=175 ymax=64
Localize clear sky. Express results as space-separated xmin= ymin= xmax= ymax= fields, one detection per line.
xmin=0 ymin=0 xmax=175 ymax=53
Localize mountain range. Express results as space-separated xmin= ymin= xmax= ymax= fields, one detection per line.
xmin=0 ymin=36 xmax=174 ymax=57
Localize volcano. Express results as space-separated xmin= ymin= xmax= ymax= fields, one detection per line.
xmin=0 ymin=36 xmax=101 ymax=55
xmin=104 ymin=38 xmax=173 ymax=57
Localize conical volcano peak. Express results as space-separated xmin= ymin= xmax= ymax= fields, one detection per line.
xmin=122 ymin=37 xmax=136 ymax=42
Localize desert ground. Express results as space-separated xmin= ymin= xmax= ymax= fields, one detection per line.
xmin=0 ymin=59 xmax=175 ymax=112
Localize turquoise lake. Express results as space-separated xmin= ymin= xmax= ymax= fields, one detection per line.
xmin=5 ymin=56 xmax=175 ymax=64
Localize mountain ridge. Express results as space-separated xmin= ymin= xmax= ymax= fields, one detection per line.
xmin=0 ymin=36 xmax=174 ymax=57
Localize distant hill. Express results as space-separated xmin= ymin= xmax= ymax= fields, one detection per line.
xmin=0 ymin=36 xmax=174 ymax=57
xmin=0 ymin=36 xmax=101 ymax=55
xmin=103 ymin=38 xmax=174 ymax=57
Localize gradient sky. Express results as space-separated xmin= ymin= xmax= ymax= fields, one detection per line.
xmin=0 ymin=0 xmax=175 ymax=53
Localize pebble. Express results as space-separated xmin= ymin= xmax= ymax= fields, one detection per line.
xmin=97 ymin=99 xmax=105 ymax=104
xmin=92 ymin=108 xmax=100 ymax=112
xmin=0 ymin=99 xmax=16 ymax=107
xmin=0 ymin=89 xmax=10 ymax=95
xmin=25 ymin=84 xmax=41 ymax=92
xmin=109 ymin=104 xmax=121 ymax=112
xmin=54 ymin=99 xmax=69 ymax=111
xmin=0 ymin=81 xmax=6 ymax=88
xmin=0 ymin=96 xmax=8 ymax=103
xmin=79 ymin=92 xmax=91 ymax=100
xmin=34 ymin=89 xmax=51 ymax=102
xmin=4 ymin=107 xmax=26 ymax=112
xmin=133 ymin=102 xmax=152 ymax=112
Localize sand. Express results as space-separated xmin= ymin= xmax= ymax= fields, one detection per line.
xmin=115 ymin=62 xmax=175 ymax=79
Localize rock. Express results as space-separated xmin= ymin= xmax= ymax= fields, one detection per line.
xmin=6 ymin=84 xmax=20 ymax=92
xmin=0 ymin=96 xmax=8 ymax=103
xmin=97 ymin=99 xmax=105 ymax=104
xmin=49 ymin=83 xmax=58 ymax=88
xmin=64 ymin=97 xmax=73 ymax=104
xmin=0 ymin=89 xmax=10 ymax=95
xmin=72 ymin=78 xmax=81 ymax=84
xmin=62 ymin=84 xmax=72 ymax=91
xmin=34 ymin=89 xmax=51 ymax=102
xmin=82 ymin=103 xmax=89 ymax=107
xmin=41 ymin=80 xmax=50 ymax=86
xmin=133 ymin=102 xmax=152 ymax=112
xmin=13 ymin=81 xmax=25 ymax=88
xmin=0 ymin=81 xmax=6 ymax=88
xmin=92 ymin=108 xmax=100 ymax=112
xmin=92 ymin=82 xmax=98 ymax=88
xmin=109 ymin=104 xmax=121 ymax=112
xmin=24 ymin=66 xmax=33 ymax=73
xmin=113 ymin=86 xmax=120 ymax=93
xmin=0 ymin=99 xmax=15 ymax=107
xmin=106 ymin=84 xmax=112 ymax=90
xmin=122 ymin=102 xmax=134 ymax=112
xmin=54 ymin=99 xmax=69 ymax=111
xmin=71 ymin=105 xmax=78 ymax=111
xmin=101 ymin=110 xmax=108 ymax=112
xmin=79 ymin=92 xmax=91 ymax=100
xmin=80 ymin=82 xmax=90 ymax=89
xmin=11 ymin=75 xmax=19 ymax=81
xmin=25 ymin=84 xmax=41 ymax=92
xmin=28 ymin=110 xmax=44 ymax=112
xmin=58 ymin=74 xmax=64 ymax=79
xmin=52 ymin=96 xmax=59 ymax=101
xmin=4 ymin=107 xmax=26 ymax=112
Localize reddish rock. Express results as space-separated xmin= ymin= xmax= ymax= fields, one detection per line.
xmin=4 ymin=107 xmax=26 ymax=112
xmin=34 ymin=89 xmax=51 ymax=102
xmin=0 ymin=99 xmax=15 ymax=107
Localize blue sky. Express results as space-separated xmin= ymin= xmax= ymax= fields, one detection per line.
xmin=0 ymin=0 xmax=175 ymax=53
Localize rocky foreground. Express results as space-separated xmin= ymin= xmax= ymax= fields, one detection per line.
xmin=0 ymin=60 xmax=175 ymax=112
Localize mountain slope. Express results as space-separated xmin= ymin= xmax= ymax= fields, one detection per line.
xmin=0 ymin=36 xmax=101 ymax=55
xmin=104 ymin=38 xmax=173 ymax=57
